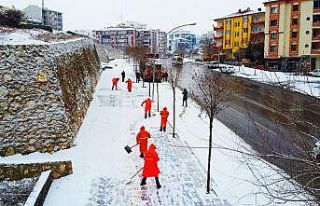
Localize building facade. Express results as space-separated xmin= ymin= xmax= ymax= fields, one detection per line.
xmin=214 ymin=8 xmax=265 ymax=59
xmin=167 ymin=30 xmax=197 ymax=55
xmin=23 ymin=5 xmax=63 ymax=31
xmin=93 ymin=23 xmax=166 ymax=54
xmin=264 ymin=0 xmax=320 ymax=71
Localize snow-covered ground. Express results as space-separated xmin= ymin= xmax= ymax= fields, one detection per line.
xmin=233 ymin=65 xmax=320 ymax=98
xmin=0 ymin=59 xmax=306 ymax=205
xmin=0 ymin=27 xmax=79 ymax=45
xmin=194 ymin=59 xmax=320 ymax=98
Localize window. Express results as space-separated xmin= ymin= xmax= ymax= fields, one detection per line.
xmin=243 ymin=16 xmax=248 ymax=23
xmin=270 ymin=45 xmax=277 ymax=52
xmin=291 ymin=44 xmax=297 ymax=52
xmin=306 ymin=31 xmax=310 ymax=35
xmin=292 ymin=31 xmax=298 ymax=38
xmin=271 ymin=33 xmax=277 ymax=40
xmin=305 ymin=44 xmax=310 ymax=48
xmin=243 ymin=28 xmax=248 ymax=33
xmin=314 ymin=0 xmax=320 ymax=10
xmin=226 ymin=30 xmax=231 ymax=35
xmin=292 ymin=18 xmax=299 ymax=25
xmin=293 ymin=4 xmax=299 ymax=12
xmin=271 ymin=19 xmax=278 ymax=26
xmin=226 ymin=19 xmax=231 ymax=25
xmin=271 ymin=6 xmax=278 ymax=13
xmin=307 ymin=17 xmax=311 ymax=21
xmin=314 ymin=15 xmax=320 ymax=24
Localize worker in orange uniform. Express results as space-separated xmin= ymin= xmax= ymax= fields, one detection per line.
xmin=140 ymin=144 xmax=161 ymax=189
xmin=126 ymin=78 xmax=133 ymax=92
xmin=112 ymin=78 xmax=119 ymax=90
xmin=159 ymin=107 xmax=169 ymax=132
xmin=141 ymin=97 xmax=152 ymax=118
xmin=136 ymin=126 xmax=151 ymax=158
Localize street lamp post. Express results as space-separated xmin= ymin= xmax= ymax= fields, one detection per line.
xmin=152 ymin=23 xmax=197 ymax=112
xmin=42 ymin=0 xmax=45 ymax=25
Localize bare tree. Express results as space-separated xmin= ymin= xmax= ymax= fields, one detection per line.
xmin=235 ymin=76 xmax=320 ymax=204
xmin=191 ymin=70 xmax=241 ymax=194
xmin=199 ymin=32 xmax=216 ymax=61
xmin=166 ymin=62 xmax=183 ymax=138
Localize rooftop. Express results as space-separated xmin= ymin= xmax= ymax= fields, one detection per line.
xmin=214 ymin=8 xmax=265 ymax=21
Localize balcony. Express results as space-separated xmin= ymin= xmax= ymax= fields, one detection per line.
xmin=251 ymin=21 xmax=265 ymax=26
xmin=214 ymin=26 xmax=223 ymax=31
xmin=251 ymin=31 xmax=264 ymax=36
xmin=313 ymin=22 xmax=320 ymax=27
xmin=214 ymin=36 xmax=223 ymax=40
xmin=312 ymin=42 xmax=320 ymax=54
xmin=314 ymin=8 xmax=320 ymax=14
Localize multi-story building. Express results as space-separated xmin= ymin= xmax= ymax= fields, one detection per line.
xmin=264 ymin=0 xmax=320 ymax=71
xmin=23 ymin=5 xmax=63 ymax=31
xmin=93 ymin=23 xmax=167 ymax=54
xmin=213 ymin=8 xmax=265 ymax=59
xmin=167 ymin=30 xmax=197 ymax=55
xmin=93 ymin=27 xmax=137 ymax=50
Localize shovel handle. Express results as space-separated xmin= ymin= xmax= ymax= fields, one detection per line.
xmin=130 ymin=143 xmax=138 ymax=149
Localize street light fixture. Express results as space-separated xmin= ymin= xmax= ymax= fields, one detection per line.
xmin=151 ymin=22 xmax=197 ymax=111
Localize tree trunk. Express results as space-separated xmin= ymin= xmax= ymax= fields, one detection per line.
xmin=157 ymin=82 xmax=159 ymax=112
xmin=173 ymin=87 xmax=176 ymax=138
xmin=206 ymin=117 xmax=213 ymax=194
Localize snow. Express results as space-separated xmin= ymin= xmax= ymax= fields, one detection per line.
xmin=0 ymin=59 xmax=306 ymax=205
xmin=0 ymin=27 xmax=81 ymax=45
xmin=203 ymin=62 xmax=320 ymax=98
xmin=0 ymin=28 xmax=47 ymax=45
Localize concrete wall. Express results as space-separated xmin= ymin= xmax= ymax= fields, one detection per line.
xmin=0 ymin=39 xmax=101 ymax=156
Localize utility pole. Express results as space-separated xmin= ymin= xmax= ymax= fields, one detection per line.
xmin=42 ymin=0 xmax=45 ymax=25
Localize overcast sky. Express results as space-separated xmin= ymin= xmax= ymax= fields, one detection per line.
xmin=2 ymin=0 xmax=265 ymax=35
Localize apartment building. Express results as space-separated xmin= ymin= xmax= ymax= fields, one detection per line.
xmin=264 ymin=0 xmax=320 ymax=71
xmin=167 ymin=30 xmax=197 ymax=55
xmin=23 ymin=5 xmax=63 ymax=31
xmin=214 ymin=8 xmax=265 ymax=59
xmin=93 ymin=23 xmax=167 ymax=54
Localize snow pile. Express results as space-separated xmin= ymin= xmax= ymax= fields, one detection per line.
xmin=228 ymin=65 xmax=320 ymax=98
xmin=0 ymin=27 xmax=79 ymax=45
xmin=0 ymin=27 xmax=47 ymax=45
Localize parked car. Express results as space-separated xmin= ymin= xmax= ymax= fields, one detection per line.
xmin=220 ymin=66 xmax=237 ymax=74
xmin=172 ymin=55 xmax=183 ymax=66
xmin=207 ymin=61 xmax=221 ymax=69
xmin=309 ymin=68 xmax=320 ymax=77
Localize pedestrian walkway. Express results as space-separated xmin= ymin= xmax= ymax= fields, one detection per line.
xmin=43 ymin=59 xmax=230 ymax=205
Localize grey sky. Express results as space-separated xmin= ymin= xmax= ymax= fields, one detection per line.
xmin=2 ymin=0 xmax=265 ymax=34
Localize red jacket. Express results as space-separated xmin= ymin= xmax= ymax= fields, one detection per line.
xmin=112 ymin=78 xmax=119 ymax=85
xmin=141 ymin=98 xmax=152 ymax=111
xmin=160 ymin=108 xmax=169 ymax=126
xmin=142 ymin=144 xmax=160 ymax=177
xmin=126 ymin=79 xmax=132 ymax=90
xmin=136 ymin=126 xmax=150 ymax=153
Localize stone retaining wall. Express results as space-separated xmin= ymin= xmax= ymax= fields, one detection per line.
xmin=0 ymin=161 xmax=72 ymax=181
xmin=0 ymin=39 xmax=101 ymax=156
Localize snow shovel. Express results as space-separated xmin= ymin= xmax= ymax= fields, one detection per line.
xmin=126 ymin=167 xmax=143 ymax=185
xmin=124 ymin=143 xmax=138 ymax=154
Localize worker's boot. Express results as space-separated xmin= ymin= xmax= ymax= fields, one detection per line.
xmin=163 ymin=127 xmax=166 ymax=132
xmin=140 ymin=153 xmax=144 ymax=158
xmin=148 ymin=112 xmax=151 ymax=118
xmin=144 ymin=113 xmax=147 ymax=119
xmin=140 ymin=178 xmax=147 ymax=186
xmin=160 ymin=127 xmax=163 ymax=132
xmin=155 ymin=177 xmax=161 ymax=189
